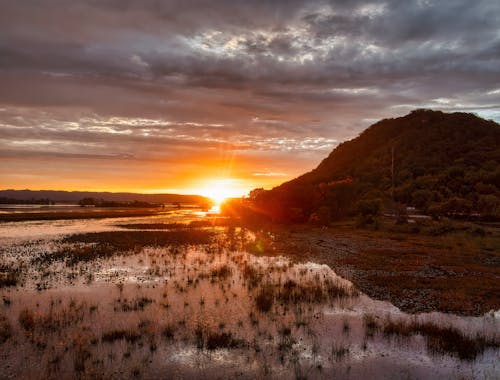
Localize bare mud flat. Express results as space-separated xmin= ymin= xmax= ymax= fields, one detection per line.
xmin=0 ymin=212 xmax=499 ymax=379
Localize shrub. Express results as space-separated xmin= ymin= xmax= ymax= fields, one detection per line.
xmin=308 ymin=206 xmax=331 ymax=226
xmin=356 ymin=199 xmax=381 ymax=227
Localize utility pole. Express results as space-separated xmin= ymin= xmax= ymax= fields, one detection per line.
xmin=391 ymin=145 xmax=395 ymax=202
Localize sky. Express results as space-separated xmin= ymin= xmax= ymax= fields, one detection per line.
xmin=1 ymin=0 xmax=499 ymax=197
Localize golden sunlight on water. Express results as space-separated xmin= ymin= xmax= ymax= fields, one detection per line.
xmin=208 ymin=204 xmax=221 ymax=214
xmin=195 ymin=178 xmax=247 ymax=210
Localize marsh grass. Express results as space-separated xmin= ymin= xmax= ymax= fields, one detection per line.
xmin=161 ymin=324 xmax=176 ymax=340
xmin=242 ymin=262 xmax=263 ymax=289
xmin=0 ymin=314 xmax=12 ymax=343
xmin=402 ymin=321 xmax=498 ymax=361
xmin=64 ymin=230 xmax=214 ymax=249
xmin=277 ymin=330 xmax=296 ymax=364
xmin=118 ymin=218 xmax=229 ymax=230
xmin=33 ymin=230 xmax=214 ymax=266
xmin=194 ymin=323 xmax=247 ymax=350
xmin=18 ymin=309 xmax=35 ymax=332
xmin=330 ymin=343 xmax=350 ymax=362
xmin=101 ymin=329 xmax=141 ymax=344
xmin=369 ymin=315 xmax=500 ymax=361
xmin=363 ymin=314 xmax=380 ymax=338
xmin=206 ymin=331 xmax=248 ymax=350
xmin=278 ymin=279 xmax=352 ymax=304
xmin=36 ymin=244 xmax=119 ymax=266
xmin=0 ymin=264 xmax=19 ymax=287
xmin=210 ymin=264 xmax=232 ymax=279
xmin=252 ymin=273 xmax=355 ymax=315
xmin=114 ymin=297 xmax=154 ymax=312
xmin=18 ymin=300 xmax=86 ymax=334
xmin=255 ymin=285 xmax=275 ymax=312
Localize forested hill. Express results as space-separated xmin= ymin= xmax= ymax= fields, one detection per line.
xmin=250 ymin=109 xmax=500 ymax=222
xmin=0 ymin=189 xmax=209 ymax=205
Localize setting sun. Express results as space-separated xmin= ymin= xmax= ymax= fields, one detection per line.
xmin=195 ymin=179 xmax=246 ymax=205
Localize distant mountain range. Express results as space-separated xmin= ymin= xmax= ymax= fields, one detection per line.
xmin=0 ymin=189 xmax=210 ymax=205
xmin=249 ymin=109 xmax=500 ymax=222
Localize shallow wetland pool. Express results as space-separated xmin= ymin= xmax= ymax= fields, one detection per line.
xmin=0 ymin=211 xmax=499 ymax=379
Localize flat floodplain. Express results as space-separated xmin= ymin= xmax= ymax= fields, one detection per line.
xmin=0 ymin=211 xmax=499 ymax=379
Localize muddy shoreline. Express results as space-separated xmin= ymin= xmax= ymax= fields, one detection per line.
xmin=269 ymin=225 xmax=499 ymax=317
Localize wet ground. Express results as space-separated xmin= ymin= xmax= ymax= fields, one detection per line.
xmin=0 ymin=211 xmax=499 ymax=379
xmin=270 ymin=224 xmax=500 ymax=316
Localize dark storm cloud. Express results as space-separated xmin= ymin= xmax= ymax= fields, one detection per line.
xmin=1 ymin=0 xmax=499 ymax=190
xmin=2 ymin=1 xmax=499 ymax=97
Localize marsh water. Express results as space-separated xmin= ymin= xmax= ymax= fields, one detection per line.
xmin=0 ymin=211 xmax=498 ymax=379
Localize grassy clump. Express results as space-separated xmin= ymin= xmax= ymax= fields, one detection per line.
xmin=382 ymin=319 xmax=413 ymax=337
xmin=0 ymin=314 xmax=12 ymax=343
xmin=162 ymin=324 xmax=176 ymax=340
xmin=331 ymin=343 xmax=350 ymax=362
xmin=206 ymin=332 xmax=247 ymax=350
xmin=370 ymin=315 xmax=500 ymax=360
xmin=115 ymin=297 xmax=154 ymax=312
xmin=18 ymin=302 xmax=86 ymax=333
xmin=363 ymin=314 xmax=380 ymax=337
xmin=210 ymin=264 xmax=232 ymax=279
xmin=278 ymin=279 xmax=352 ymax=304
xmin=253 ymin=276 xmax=355 ymax=313
xmin=408 ymin=321 xmax=498 ymax=361
xmin=101 ymin=329 xmax=141 ymax=344
xmin=18 ymin=309 xmax=36 ymax=331
xmin=0 ymin=265 xmax=19 ymax=288
xmin=194 ymin=325 xmax=247 ymax=350
xmin=277 ymin=328 xmax=296 ymax=359
xmin=255 ymin=285 xmax=275 ymax=312
xmin=242 ymin=263 xmax=262 ymax=289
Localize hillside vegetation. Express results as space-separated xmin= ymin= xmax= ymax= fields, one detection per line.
xmin=247 ymin=110 xmax=500 ymax=223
